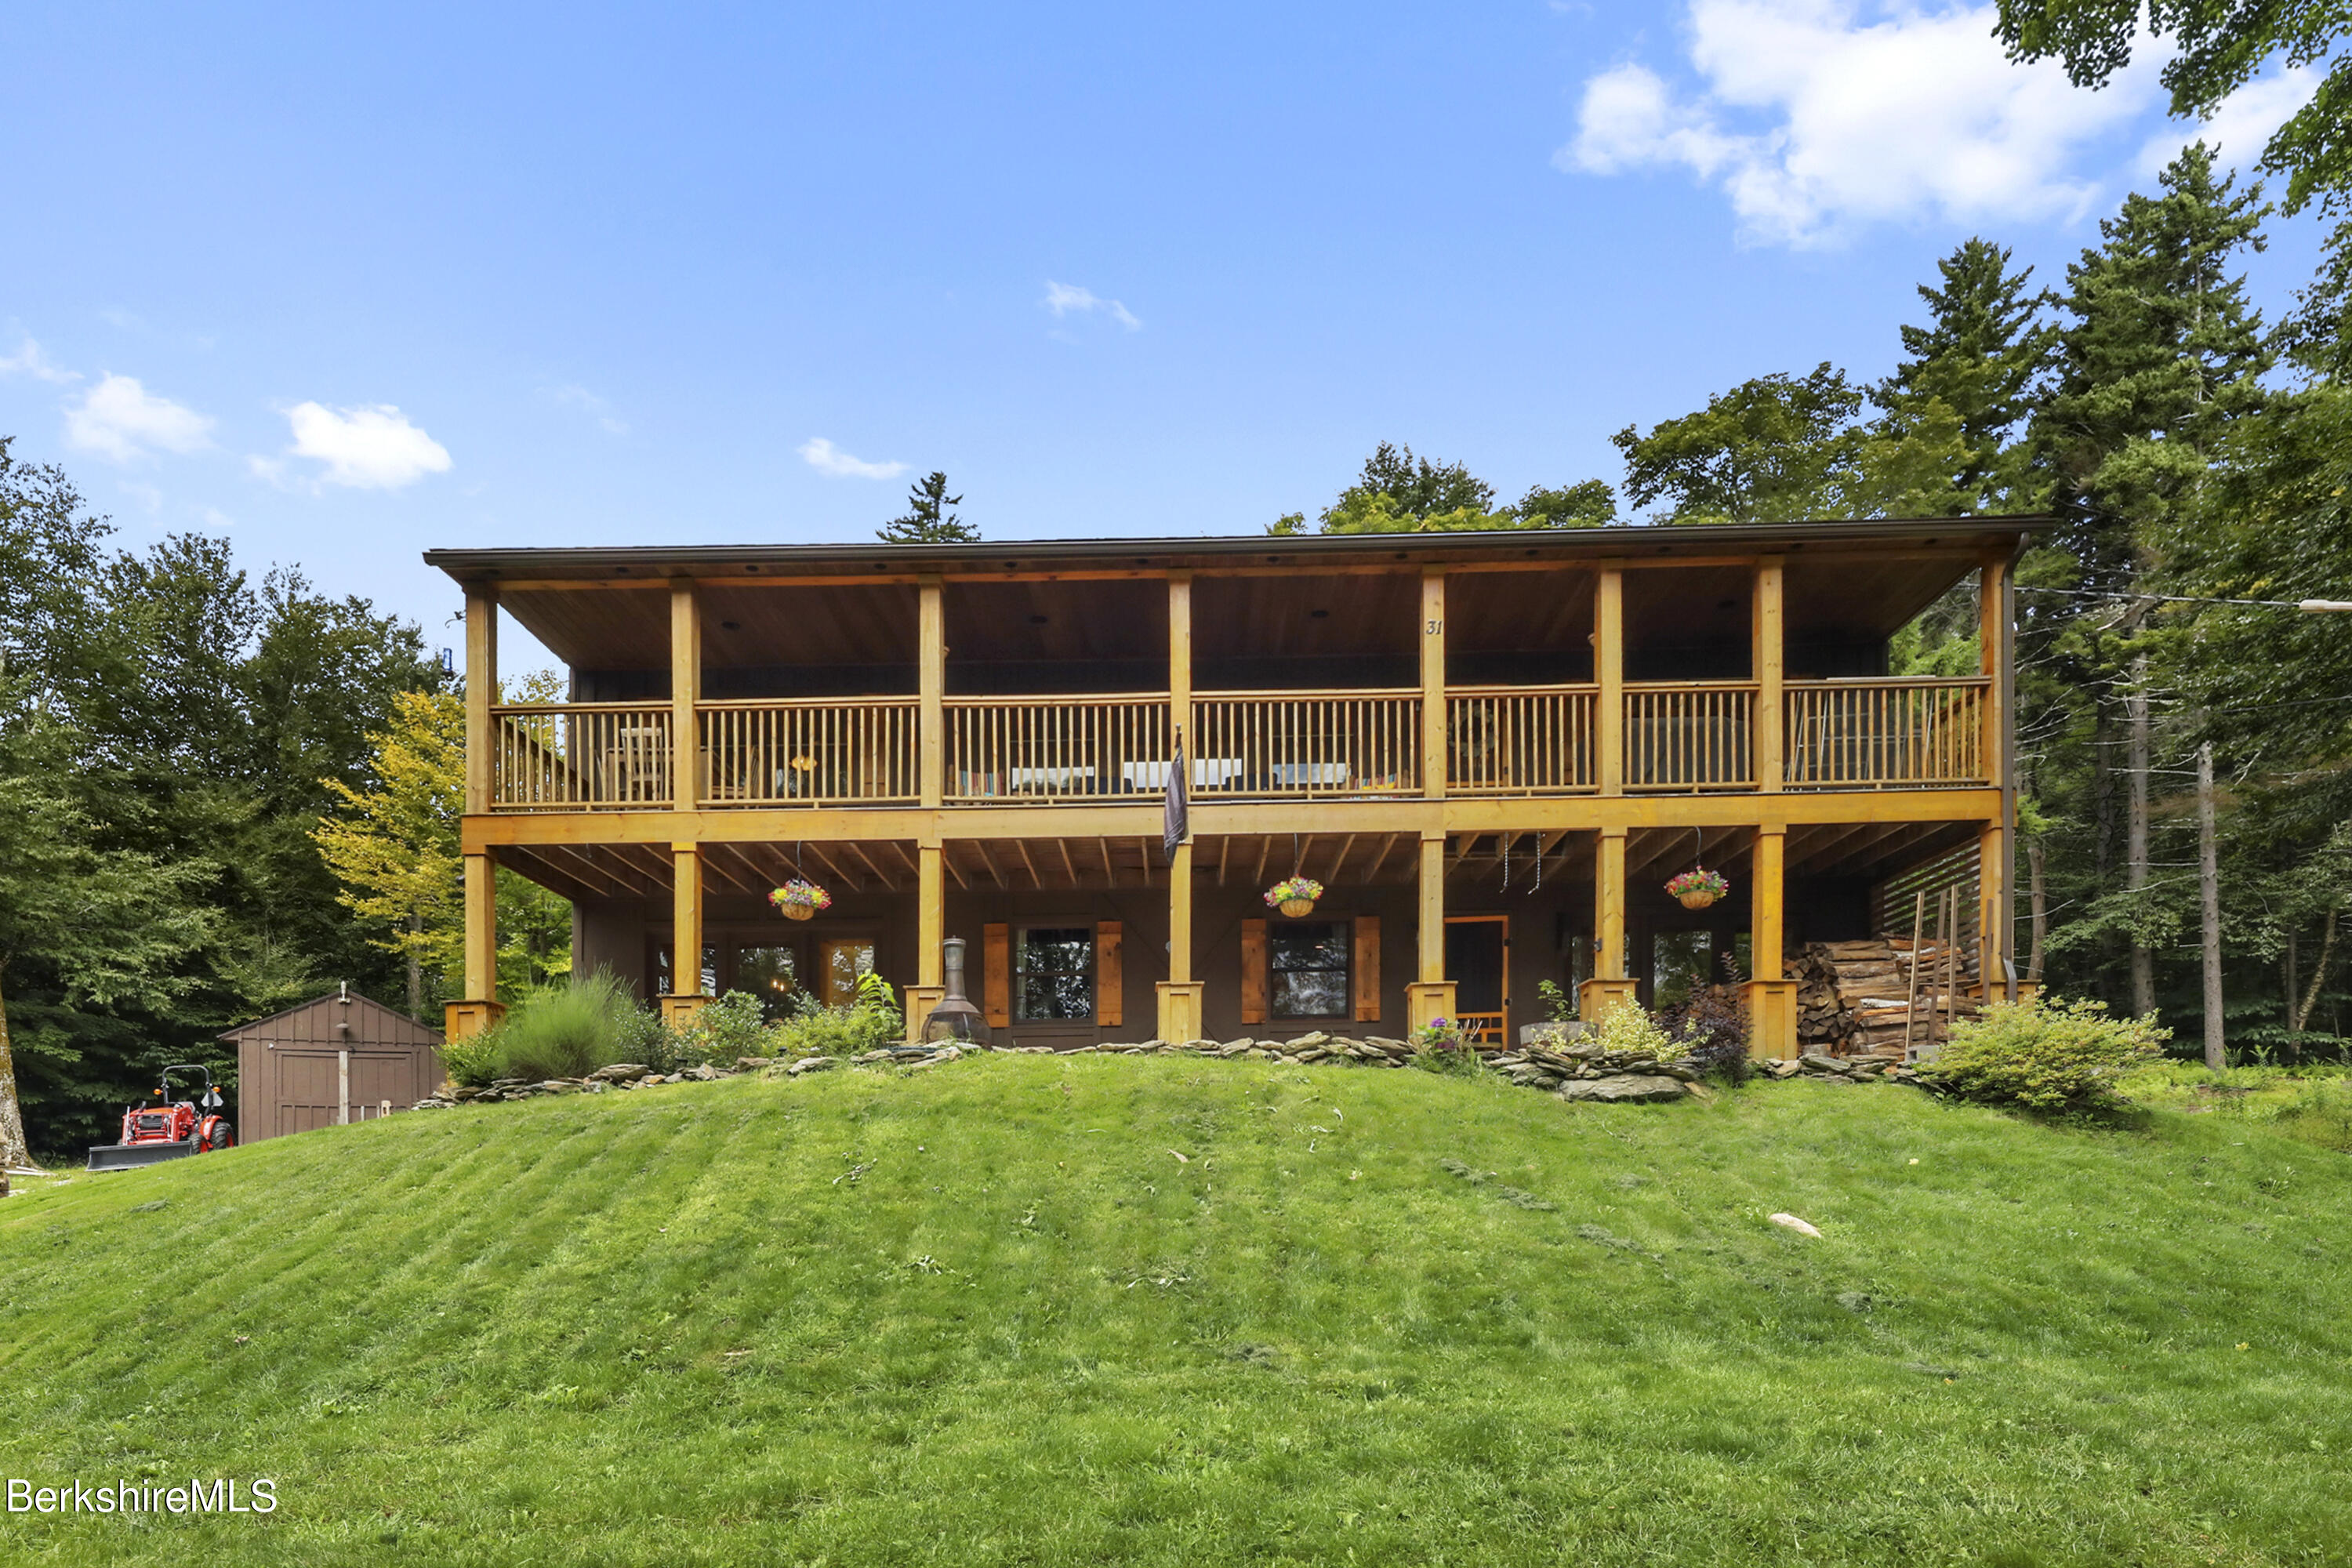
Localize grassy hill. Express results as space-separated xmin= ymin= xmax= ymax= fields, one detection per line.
xmin=2 ymin=1054 xmax=2347 ymax=1566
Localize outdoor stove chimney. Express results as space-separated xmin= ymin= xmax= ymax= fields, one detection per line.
xmin=922 ymin=936 xmax=989 ymax=1046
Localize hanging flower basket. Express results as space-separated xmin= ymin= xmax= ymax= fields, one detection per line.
xmin=1665 ymin=866 xmax=1728 ymax=910
xmin=771 ymin=880 xmax=832 ymax=921
xmin=1265 ymin=876 xmax=1325 ymax=918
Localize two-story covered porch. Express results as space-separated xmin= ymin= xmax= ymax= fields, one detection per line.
xmin=426 ymin=518 xmax=2025 ymax=1056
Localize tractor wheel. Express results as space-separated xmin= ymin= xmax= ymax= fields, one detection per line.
xmin=206 ymin=1121 xmax=234 ymax=1152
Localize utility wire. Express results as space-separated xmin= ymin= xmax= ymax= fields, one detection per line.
xmin=2016 ymin=584 xmax=2345 ymax=609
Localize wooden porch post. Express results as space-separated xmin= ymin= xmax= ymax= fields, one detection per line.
xmin=1980 ymin=554 xmax=2014 ymax=998
xmin=1596 ymin=565 xmax=1624 ymax=796
xmin=1581 ymin=826 xmax=1637 ymax=1021
xmin=1743 ymin=826 xmax=1798 ymax=1058
xmin=670 ymin=579 xmax=699 ymax=810
xmin=663 ymin=842 xmax=707 ymax=1028
xmin=447 ymin=586 xmax=505 ymax=1040
xmin=1406 ymin=831 xmax=1454 ymax=1029
xmin=1421 ymin=569 xmax=1446 ymax=798
xmin=906 ymin=836 xmax=946 ymax=1042
xmin=1158 ymin=573 xmax=1204 ymax=1041
xmin=919 ymin=576 xmax=945 ymax=809
xmin=1754 ymin=558 xmax=1784 ymax=793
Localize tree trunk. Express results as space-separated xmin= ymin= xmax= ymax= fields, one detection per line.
xmin=2198 ymin=742 xmax=2224 ymax=1069
xmin=0 ymin=966 xmax=34 ymax=1173
xmin=2285 ymin=928 xmax=2299 ymax=1031
xmin=2027 ymin=837 xmax=2048 ymax=982
xmin=2126 ymin=668 xmax=2153 ymax=1014
xmin=2296 ymin=902 xmax=2339 ymax=1034
xmin=406 ymin=913 xmax=424 ymax=1021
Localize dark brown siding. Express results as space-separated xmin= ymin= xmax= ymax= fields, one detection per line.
xmin=223 ymin=992 xmax=444 ymax=1142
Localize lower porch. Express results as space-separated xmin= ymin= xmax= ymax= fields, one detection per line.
xmin=452 ymin=816 xmax=2010 ymax=1058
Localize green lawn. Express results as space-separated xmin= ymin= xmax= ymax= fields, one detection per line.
xmin=2 ymin=1055 xmax=2347 ymax=1566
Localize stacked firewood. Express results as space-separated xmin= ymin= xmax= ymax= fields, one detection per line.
xmin=1793 ymin=938 xmax=1980 ymax=1059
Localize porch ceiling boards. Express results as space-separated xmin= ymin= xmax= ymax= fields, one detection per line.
xmin=497 ymin=818 xmax=1980 ymax=906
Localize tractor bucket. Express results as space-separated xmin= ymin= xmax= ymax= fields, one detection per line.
xmin=87 ymin=1140 xmax=197 ymax=1172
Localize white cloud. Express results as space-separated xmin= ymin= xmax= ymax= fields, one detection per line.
xmin=797 ymin=437 xmax=907 ymax=480
xmin=547 ymin=383 xmax=629 ymax=436
xmin=0 ymin=336 xmax=78 ymax=384
xmin=1563 ymin=1 xmax=2159 ymax=245
xmin=64 ymin=373 xmax=214 ymax=462
xmin=2137 ymin=65 xmax=2320 ymax=176
xmin=274 ymin=401 xmax=452 ymax=489
xmin=1044 ymin=280 xmax=1142 ymax=330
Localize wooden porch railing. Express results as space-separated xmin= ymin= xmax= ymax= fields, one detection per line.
xmin=1446 ymin=684 xmax=1597 ymax=794
xmin=1623 ymin=683 xmax=1755 ymax=790
xmin=698 ymin=699 xmax=920 ymax=805
xmin=945 ymin=694 xmax=1171 ymax=800
xmin=489 ymin=703 xmax=673 ymax=811
xmin=1784 ymin=677 xmax=1988 ymax=788
xmin=487 ymin=680 xmax=1994 ymax=810
xmin=1192 ymin=689 xmax=1422 ymax=798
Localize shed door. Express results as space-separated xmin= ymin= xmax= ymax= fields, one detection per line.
xmin=269 ymin=1050 xmax=420 ymax=1134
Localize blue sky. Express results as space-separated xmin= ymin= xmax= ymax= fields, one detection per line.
xmin=0 ymin=2 xmax=2326 ymax=668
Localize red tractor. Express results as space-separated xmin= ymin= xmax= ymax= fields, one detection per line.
xmin=87 ymin=1065 xmax=234 ymax=1171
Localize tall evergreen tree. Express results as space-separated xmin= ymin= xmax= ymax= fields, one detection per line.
xmin=879 ymin=472 xmax=975 ymax=543
xmin=2020 ymin=143 xmax=2274 ymax=1016
xmin=1876 ymin=237 xmax=2054 ymax=508
xmin=2033 ymin=143 xmax=2272 ymax=587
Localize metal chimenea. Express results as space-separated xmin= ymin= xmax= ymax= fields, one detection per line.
xmin=922 ymin=935 xmax=989 ymax=1045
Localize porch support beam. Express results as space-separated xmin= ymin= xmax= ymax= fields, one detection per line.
xmin=1420 ymin=570 xmax=1446 ymax=798
xmin=1596 ymin=564 xmax=1624 ymax=797
xmin=664 ymin=841 xmax=706 ymax=1029
xmin=1406 ymin=830 xmax=1454 ymax=1030
xmin=670 ymin=579 xmax=699 ymax=810
xmin=1754 ymin=557 xmax=1784 ymax=793
xmin=919 ymin=575 xmax=946 ymax=808
xmin=1581 ymin=827 xmax=1638 ymax=1023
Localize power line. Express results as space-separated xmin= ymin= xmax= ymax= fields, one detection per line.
xmin=2017 ymin=584 xmax=2347 ymax=610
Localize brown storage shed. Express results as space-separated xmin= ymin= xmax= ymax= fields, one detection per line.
xmin=222 ymin=986 xmax=445 ymax=1142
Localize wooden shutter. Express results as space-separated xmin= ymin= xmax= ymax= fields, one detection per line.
xmin=1240 ymin=918 xmax=1268 ymax=1025
xmin=1353 ymin=914 xmax=1381 ymax=1022
xmin=984 ymin=922 xmax=1011 ymax=1029
xmin=1095 ymin=920 xmax=1123 ymax=1029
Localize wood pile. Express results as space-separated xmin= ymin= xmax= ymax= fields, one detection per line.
xmin=1792 ymin=937 xmax=1981 ymax=1059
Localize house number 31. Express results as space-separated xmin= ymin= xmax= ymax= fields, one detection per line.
xmin=1425 ymin=619 xmax=1443 ymax=634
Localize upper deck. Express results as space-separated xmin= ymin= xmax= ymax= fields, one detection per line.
xmin=426 ymin=518 xmax=2030 ymax=818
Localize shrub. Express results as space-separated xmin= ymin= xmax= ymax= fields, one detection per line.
xmin=488 ymin=970 xmax=648 ymax=1083
xmin=1596 ymin=1000 xmax=1683 ymax=1064
xmin=439 ymin=1031 xmax=503 ymax=1089
xmin=1921 ymin=996 xmax=2168 ymax=1115
xmin=1407 ymin=1017 xmax=1481 ymax=1076
xmin=1537 ymin=979 xmax=1576 ymax=1024
xmin=774 ymin=971 xmax=904 ymax=1058
xmin=1657 ymin=989 xmax=1750 ymax=1083
xmin=674 ymin=991 xmax=779 ymax=1066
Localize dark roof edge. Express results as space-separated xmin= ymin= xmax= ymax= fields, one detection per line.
xmin=217 ymin=989 xmax=441 ymax=1042
xmin=423 ymin=515 xmax=2043 ymax=577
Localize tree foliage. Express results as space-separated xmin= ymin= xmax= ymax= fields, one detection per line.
xmin=879 ymin=471 xmax=975 ymax=543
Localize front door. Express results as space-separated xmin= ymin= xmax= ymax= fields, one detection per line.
xmin=1444 ymin=916 xmax=1508 ymax=1047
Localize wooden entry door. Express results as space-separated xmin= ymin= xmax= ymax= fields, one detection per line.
xmin=1444 ymin=916 xmax=1508 ymax=1047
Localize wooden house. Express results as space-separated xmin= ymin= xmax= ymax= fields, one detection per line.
xmin=423 ymin=519 xmax=2024 ymax=1055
